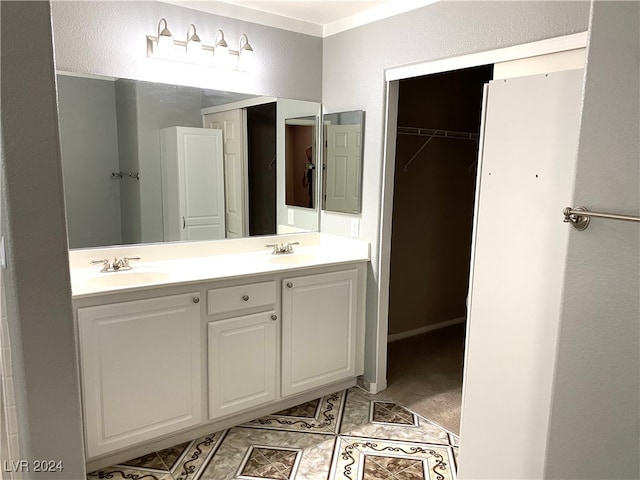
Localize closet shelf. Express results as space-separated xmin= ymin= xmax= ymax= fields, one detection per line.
xmin=398 ymin=126 xmax=479 ymax=172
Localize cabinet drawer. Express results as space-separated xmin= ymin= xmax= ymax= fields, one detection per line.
xmin=208 ymin=281 xmax=276 ymax=315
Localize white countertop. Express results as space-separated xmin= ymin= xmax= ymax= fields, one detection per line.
xmin=69 ymin=233 xmax=370 ymax=299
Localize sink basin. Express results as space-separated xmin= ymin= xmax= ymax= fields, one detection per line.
xmin=267 ymin=254 xmax=318 ymax=265
xmin=78 ymin=270 xmax=172 ymax=289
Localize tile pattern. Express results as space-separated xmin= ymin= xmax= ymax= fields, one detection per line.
xmin=240 ymin=391 xmax=346 ymax=434
xmin=88 ymin=387 xmax=458 ymax=480
xmin=237 ymin=446 xmax=301 ymax=479
xmin=370 ymin=401 xmax=418 ymax=426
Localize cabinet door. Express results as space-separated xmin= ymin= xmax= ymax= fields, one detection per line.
xmin=282 ymin=270 xmax=357 ymax=397
xmin=208 ymin=311 xmax=277 ymax=419
xmin=78 ymin=293 xmax=202 ymax=458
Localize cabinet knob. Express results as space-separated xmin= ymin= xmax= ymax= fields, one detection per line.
xmin=271 ymin=314 xmax=277 ymax=321
xmin=192 ymin=297 xmax=200 ymax=304
xmin=286 ymin=282 xmax=293 ymax=288
xmin=242 ymin=295 xmax=250 ymax=301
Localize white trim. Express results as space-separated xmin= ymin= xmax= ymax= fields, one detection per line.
xmin=387 ymin=317 xmax=465 ymax=343
xmin=158 ymin=0 xmax=324 ymax=37
xmin=375 ymin=31 xmax=589 ymax=391
xmin=56 ymin=70 xmax=116 ymax=82
xmin=323 ymin=0 xmax=439 ymax=38
xmin=200 ymin=96 xmax=277 ymax=116
xmin=385 ymin=32 xmax=588 ymax=82
xmin=159 ymin=0 xmax=438 ymax=38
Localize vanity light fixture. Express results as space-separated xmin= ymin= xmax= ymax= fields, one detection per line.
xmin=238 ymin=34 xmax=254 ymax=70
xmin=146 ymin=18 xmax=254 ymax=71
xmin=154 ymin=18 xmax=174 ymax=58
xmin=185 ymin=24 xmax=203 ymax=61
xmin=213 ymin=29 xmax=229 ymax=66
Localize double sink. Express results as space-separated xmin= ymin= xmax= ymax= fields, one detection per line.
xmin=72 ymin=251 xmax=323 ymax=295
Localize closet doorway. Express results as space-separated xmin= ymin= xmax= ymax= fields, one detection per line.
xmin=384 ymin=65 xmax=493 ymax=434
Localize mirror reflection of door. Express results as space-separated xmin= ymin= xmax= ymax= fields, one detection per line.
xmin=285 ymin=117 xmax=316 ymax=209
xmin=325 ymin=124 xmax=361 ymax=213
xmin=322 ymin=110 xmax=364 ymax=214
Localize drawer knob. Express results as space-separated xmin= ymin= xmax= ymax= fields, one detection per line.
xmin=193 ymin=297 xmax=200 ymax=304
xmin=271 ymin=314 xmax=277 ymax=321
xmin=286 ymin=282 xmax=293 ymax=288
xmin=242 ymin=295 xmax=250 ymax=301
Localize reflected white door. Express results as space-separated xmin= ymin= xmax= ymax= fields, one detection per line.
xmin=325 ymin=124 xmax=361 ymax=213
xmin=160 ymin=127 xmax=225 ymax=241
xmin=204 ymin=110 xmax=247 ymax=238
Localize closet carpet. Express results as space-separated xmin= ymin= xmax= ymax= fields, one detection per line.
xmin=384 ymin=323 xmax=466 ymax=435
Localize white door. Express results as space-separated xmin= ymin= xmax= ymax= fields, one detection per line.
xmin=208 ymin=311 xmax=277 ymax=419
xmin=459 ymin=69 xmax=584 ymax=479
xmin=204 ymin=110 xmax=247 ymax=238
xmin=160 ymin=127 xmax=225 ymax=241
xmin=325 ymin=124 xmax=361 ymax=213
xmin=281 ymin=270 xmax=358 ymax=397
xmin=78 ymin=293 xmax=202 ymax=457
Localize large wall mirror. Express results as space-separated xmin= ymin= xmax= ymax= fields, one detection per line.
xmin=322 ymin=110 xmax=364 ymax=214
xmin=56 ymin=73 xmax=321 ymax=249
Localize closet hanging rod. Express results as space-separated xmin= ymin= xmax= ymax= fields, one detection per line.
xmin=398 ymin=126 xmax=479 ymax=141
xmin=400 ymin=127 xmax=480 ymax=172
xmin=563 ymin=206 xmax=640 ymax=231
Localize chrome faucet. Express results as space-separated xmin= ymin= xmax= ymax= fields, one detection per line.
xmin=265 ymin=242 xmax=299 ymax=255
xmin=90 ymin=256 xmax=141 ymax=272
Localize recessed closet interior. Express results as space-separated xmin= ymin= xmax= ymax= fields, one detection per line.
xmin=385 ymin=65 xmax=493 ymax=433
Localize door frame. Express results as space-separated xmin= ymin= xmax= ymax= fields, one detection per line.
xmin=372 ymin=32 xmax=588 ymax=393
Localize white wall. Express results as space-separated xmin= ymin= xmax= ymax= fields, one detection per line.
xmin=545 ymin=3 xmax=640 ymax=479
xmin=57 ymin=75 xmax=123 ymax=248
xmin=0 ymin=1 xmax=85 ymax=477
xmin=322 ymin=0 xmax=591 ymax=385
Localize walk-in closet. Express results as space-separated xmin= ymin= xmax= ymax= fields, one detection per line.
xmin=385 ymin=65 xmax=493 ymax=434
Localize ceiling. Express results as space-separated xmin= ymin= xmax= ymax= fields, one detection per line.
xmin=217 ymin=0 xmax=396 ymax=25
xmin=161 ymin=0 xmax=438 ymax=37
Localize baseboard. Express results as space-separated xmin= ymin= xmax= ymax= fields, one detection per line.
xmin=387 ymin=316 xmax=465 ymax=343
xmin=358 ymin=376 xmax=387 ymax=395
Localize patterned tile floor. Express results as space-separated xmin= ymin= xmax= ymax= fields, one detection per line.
xmin=88 ymin=387 xmax=458 ymax=480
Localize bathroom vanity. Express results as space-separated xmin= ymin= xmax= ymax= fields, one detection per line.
xmin=69 ymin=233 xmax=369 ymax=468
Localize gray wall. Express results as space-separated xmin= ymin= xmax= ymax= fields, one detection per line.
xmin=57 ymin=75 xmax=123 ymax=248
xmin=50 ymin=0 xmax=322 ymax=102
xmin=115 ymin=79 xmax=142 ymax=245
xmin=321 ymin=0 xmax=591 ymax=386
xmin=0 ymin=1 xmax=85 ymax=477
xmin=545 ymin=2 xmax=640 ymax=479
xmin=135 ymin=82 xmax=204 ymax=243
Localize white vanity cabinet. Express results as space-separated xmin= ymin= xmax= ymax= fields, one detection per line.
xmin=207 ymin=281 xmax=278 ymax=419
xmin=77 ymin=292 xmax=203 ymax=458
xmin=72 ymin=246 xmax=368 ymax=468
xmin=281 ymin=269 xmax=358 ymax=397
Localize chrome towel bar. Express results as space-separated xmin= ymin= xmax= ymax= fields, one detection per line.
xmin=563 ymin=206 xmax=640 ymax=231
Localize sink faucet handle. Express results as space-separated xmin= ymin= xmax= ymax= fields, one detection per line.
xmin=284 ymin=241 xmax=299 ymax=253
xmin=123 ymin=256 xmax=141 ymax=268
xmin=90 ymin=258 xmax=110 ymax=272
xmin=265 ymin=244 xmax=279 ymax=254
